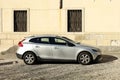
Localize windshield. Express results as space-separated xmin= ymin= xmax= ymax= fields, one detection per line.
xmin=62 ymin=37 xmax=77 ymax=43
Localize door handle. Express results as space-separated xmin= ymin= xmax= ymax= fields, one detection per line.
xmin=35 ymin=46 xmax=40 ymax=48
xmin=54 ymin=47 xmax=59 ymax=49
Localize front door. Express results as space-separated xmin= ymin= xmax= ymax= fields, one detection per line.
xmin=51 ymin=37 xmax=76 ymax=60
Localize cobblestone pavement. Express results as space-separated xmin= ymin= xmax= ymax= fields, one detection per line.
xmin=0 ymin=53 xmax=120 ymax=80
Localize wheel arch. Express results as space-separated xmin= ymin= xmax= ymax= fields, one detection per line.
xmin=22 ymin=51 xmax=37 ymax=59
xmin=76 ymin=51 xmax=93 ymax=61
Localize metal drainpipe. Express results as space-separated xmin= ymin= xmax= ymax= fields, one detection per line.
xmin=59 ymin=0 xmax=63 ymax=33
xmin=0 ymin=8 xmax=3 ymax=32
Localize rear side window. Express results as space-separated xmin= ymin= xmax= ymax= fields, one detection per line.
xmin=29 ymin=38 xmax=40 ymax=43
xmin=29 ymin=37 xmax=50 ymax=44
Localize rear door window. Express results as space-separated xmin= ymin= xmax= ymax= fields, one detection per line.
xmin=40 ymin=38 xmax=49 ymax=44
xmin=29 ymin=37 xmax=50 ymax=44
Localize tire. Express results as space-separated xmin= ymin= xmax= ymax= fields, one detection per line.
xmin=23 ymin=52 xmax=37 ymax=65
xmin=77 ymin=52 xmax=92 ymax=65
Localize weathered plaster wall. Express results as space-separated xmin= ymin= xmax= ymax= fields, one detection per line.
xmin=0 ymin=0 xmax=120 ymax=49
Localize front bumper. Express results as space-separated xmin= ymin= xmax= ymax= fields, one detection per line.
xmin=95 ymin=55 xmax=102 ymax=61
xmin=16 ymin=53 xmax=23 ymax=59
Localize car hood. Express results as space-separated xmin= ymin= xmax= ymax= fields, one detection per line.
xmin=76 ymin=43 xmax=98 ymax=50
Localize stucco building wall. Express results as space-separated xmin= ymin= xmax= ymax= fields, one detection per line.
xmin=0 ymin=0 xmax=120 ymax=48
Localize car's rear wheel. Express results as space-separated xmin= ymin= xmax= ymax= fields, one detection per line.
xmin=77 ymin=52 xmax=92 ymax=65
xmin=23 ymin=52 xmax=36 ymax=65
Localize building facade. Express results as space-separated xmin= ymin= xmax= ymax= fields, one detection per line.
xmin=0 ymin=0 xmax=120 ymax=48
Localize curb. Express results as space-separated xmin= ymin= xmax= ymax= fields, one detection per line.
xmin=0 ymin=60 xmax=18 ymax=66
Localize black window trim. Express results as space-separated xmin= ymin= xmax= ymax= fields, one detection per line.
xmin=29 ymin=37 xmax=75 ymax=46
xmin=50 ymin=37 xmax=75 ymax=46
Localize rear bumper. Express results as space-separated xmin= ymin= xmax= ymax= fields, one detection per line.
xmin=16 ymin=53 xmax=23 ymax=59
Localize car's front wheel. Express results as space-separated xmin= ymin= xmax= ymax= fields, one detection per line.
xmin=77 ymin=52 xmax=92 ymax=65
xmin=23 ymin=52 xmax=36 ymax=65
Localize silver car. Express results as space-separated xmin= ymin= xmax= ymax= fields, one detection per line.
xmin=16 ymin=35 xmax=102 ymax=65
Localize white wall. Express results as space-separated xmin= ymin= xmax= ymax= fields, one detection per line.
xmin=0 ymin=0 xmax=59 ymax=9
xmin=64 ymin=0 xmax=120 ymax=32
xmin=30 ymin=10 xmax=61 ymax=33
xmin=0 ymin=0 xmax=120 ymax=33
xmin=0 ymin=9 xmax=1 ymax=32
xmin=2 ymin=9 xmax=13 ymax=32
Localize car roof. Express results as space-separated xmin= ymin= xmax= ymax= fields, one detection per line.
xmin=24 ymin=35 xmax=76 ymax=45
xmin=25 ymin=35 xmax=61 ymax=39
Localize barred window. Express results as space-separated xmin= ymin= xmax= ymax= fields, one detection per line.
xmin=14 ymin=10 xmax=27 ymax=32
xmin=67 ymin=10 xmax=82 ymax=32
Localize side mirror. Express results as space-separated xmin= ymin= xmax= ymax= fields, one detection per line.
xmin=76 ymin=42 xmax=80 ymax=44
xmin=67 ymin=42 xmax=75 ymax=47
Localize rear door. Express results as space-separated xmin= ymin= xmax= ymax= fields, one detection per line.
xmin=30 ymin=37 xmax=53 ymax=59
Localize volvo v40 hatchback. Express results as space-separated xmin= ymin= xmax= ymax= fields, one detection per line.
xmin=16 ymin=35 xmax=102 ymax=65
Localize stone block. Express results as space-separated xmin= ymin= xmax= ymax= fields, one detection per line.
xmin=80 ymin=40 xmax=96 ymax=46
xmin=75 ymin=35 xmax=85 ymax=41
xmin=97 ymin=40 xmax=110 ymax=46
xmin=110 ymin=40 xmax=120 ymax=46
xmin=7 ymin=34 xmax=28 ymax=40
xmin=1 ymin=40 xmax=13 ymax=46
xmin=104 ymin=34 xmax=119 ymax=40
xmin=13 ymin=40 xmax=20 ymax=45
xmin=0 ymin=34 xmax=7 ymax=39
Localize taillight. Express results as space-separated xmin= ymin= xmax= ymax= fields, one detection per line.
xmin=18 ymin=39 xmax=25 ymax=47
